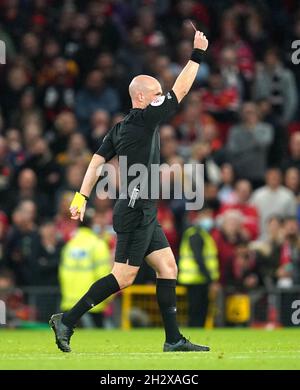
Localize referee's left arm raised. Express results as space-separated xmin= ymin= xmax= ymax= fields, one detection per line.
xmin=172 ymin=30 xmax=209 ymax=103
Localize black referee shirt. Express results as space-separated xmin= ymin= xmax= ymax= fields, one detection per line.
xmin=96 ymin=90 xmax=179 ymax=201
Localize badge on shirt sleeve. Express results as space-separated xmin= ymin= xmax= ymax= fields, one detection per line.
xmin=150 ymin=95 xmax=165 ymax=106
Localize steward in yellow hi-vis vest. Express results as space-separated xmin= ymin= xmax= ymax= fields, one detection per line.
xmin=60 ymin=226 xmax=112 ymax=324
xmin=178 ymin=226 xmax=219 ymax=284
xmin=178 ymin=205 xmax=220 ymax=327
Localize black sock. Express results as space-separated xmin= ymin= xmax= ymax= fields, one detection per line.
xmin=62 ymin=274 xmax=120 ymax=328
xmin=156 ymin=278 xmax=181 ymax=344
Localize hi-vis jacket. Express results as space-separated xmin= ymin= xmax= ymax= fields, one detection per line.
xmin=60 ymin=227 xmax=111 ymax=313
xmin=178 ymin=226 xmax=219 ymax=285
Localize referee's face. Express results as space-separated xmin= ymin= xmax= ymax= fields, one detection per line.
xmin=129 ymin=75 xmax=163 ymax=109
xmin=144 ymin=83 xmax=163 ymax=107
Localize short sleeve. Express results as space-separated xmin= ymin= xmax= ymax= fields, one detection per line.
xmin=96 ymin=128 xmax=116 ymax=162
xmin=142 ymin=90 xmax=179 ymax=128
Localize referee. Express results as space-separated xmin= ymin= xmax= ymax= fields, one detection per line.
xmin=50 ymin=30 xmax=209 ymax=352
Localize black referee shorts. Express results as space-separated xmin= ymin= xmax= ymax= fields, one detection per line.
xmin=114 ymin=220 xmax=169 ymax=267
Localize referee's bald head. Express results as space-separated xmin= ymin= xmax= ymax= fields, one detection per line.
xmin=129 ymin=75 xmax=162 ymax=109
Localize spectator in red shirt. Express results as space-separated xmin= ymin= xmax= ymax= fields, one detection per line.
xmin=212 ymin=209 xmax=248 ymax=285
xmin=219 ymin=179 xmax=260 ymax=240
xmin=211 ymin=10 xmax=255 ymax=81
xmin=226 ymin=242 xmax=262 ymax=293
xmin=200 ymin=67 xmax=240 ymax=123
xmin=277 ymin=216 xmax=300 ymax=287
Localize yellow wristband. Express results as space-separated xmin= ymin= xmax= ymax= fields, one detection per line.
xmin=70 ymin=192 xmax=86 ymax=211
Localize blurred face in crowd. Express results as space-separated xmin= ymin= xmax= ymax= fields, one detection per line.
xmin=129 ymin=75 xmax=163 ymax=109
xmin=205 ymin=182 xmax=218 ymax=200
xmin=55 ymin=112 xmax=77 ymax=136
xmin=246 ymin=13 xmax=264 ymax=38
xmin=137 ymin=7 xmax=155 ymax=34
xmin=23 ymin=123 xmax=42 ymax=148
xmin=92 ymin=211 xmax=110 ymax=235
xmin=52 ymin=57 xmax=68 ymax=78
xmin=23 ymin=111 xmax=42 ymax=127
xmin=20 ymin=89 xmax=35 ymax=110
xmin=152 ymin=55 xmax=170 ymax=77
xmin=0 ymin=271 xmax=15 ymax=294
xmin=18 ymin=169 xmax=37 ymax=191
xmin=202 ymin=123 xmax=218 ymax=143
xmin=195 ymin=208 xmax=214 ymax=232
xmin=85 ymin=29 xmax=101 ymax=48
xmin=159 ymin=69 xmax=176 ymax=92
xmin=241 ymin=102 xmax=259 ymax=127
xmin=208 ymin=71 xmax=223 ymax=91
xmin=264 ymin=49 xmax=280 ymax=70
xmin=177 ymin=0 xmax=194 ymax=18
xmin=71 ymin=13 xmax=89 ymax=34
xmin=284 ymin=167 xmax=300 ymax=194
xmin=160 ymin=126 xmax=178 ymax=160
xmin=161 ymin=140 xmax=178 ymax=161
xmin=96 ymin=52 xmax=114 ymax=78
xmin=68 ymin=133 xmax=87 ymax=153
xmin=43 ymin=39 xmax=60 ymax=59
xmin=266 ymin=169 xmax=281 ymax=190
xmin=235 ymin=180 xmax=252 ymax=204
xmin=184 ymin=103 xmax=200 ymax=124
xmin=22 ymin=33 xmax=40 ymax=58
xmin=221 ymin=13 xmax=238 ymax=42
xmin=257 ymin=99 xmax=272 ymax=119
xmin=18 ymin=200 xmax=37 ymax=225
xmin=290 ymin=132 xmax=300 ymax=159
xmin=86 ymin=70 xmax=104 ymax=93
xmin=91 ymin=110 xmax=110 ymax=135
xmin=220 ymin=163 xmax=234 ymax=185
xmin=7 ymin=66 xmax=28 ymax=91
xmin=39 ymin=222 xmax=58 ymax=246
xmin=191 ymin=142 xmax=210 ymax=162
xmin=128 ymin=26 xmax=144 ymax=48
xmin=66 ymin=164 xmax=86 ymax=189
xmin=88 ymin=1 xmax=107 ymax=20
xmin=283 ymin=218 xmax=299 ymax=241
xmin=221 ymin=210 xmax=243 ymax=237
xmin=160 ymin=125 xmax=176 ymax=142
xmin=267 ymin=216 xmax=282 ymax=241
xmin=221 ymin=47 xmax=237 ymax=68
xmin=30 ymin=138 xmax=49 ymax=157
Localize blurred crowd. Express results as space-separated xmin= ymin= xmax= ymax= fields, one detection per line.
xmin=1 ymin=0 xmax=300 ymax=326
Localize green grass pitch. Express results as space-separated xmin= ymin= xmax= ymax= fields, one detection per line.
xmin=0 ymin=328 xmax=300 ymax=370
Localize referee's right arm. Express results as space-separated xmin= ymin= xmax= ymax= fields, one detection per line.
xmin=172 ymin=30 xmax=208 ymax=103
xmin=70 ymin=128 xmax=116 ymax=221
